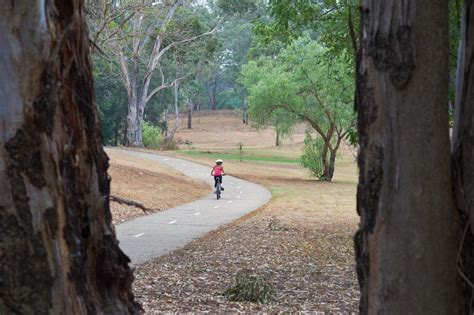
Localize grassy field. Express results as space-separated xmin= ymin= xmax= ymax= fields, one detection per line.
xmin=177 ymin=148 xmax=301 ymax=164
xmin=108 ymin=110 xmax=360 ymax=312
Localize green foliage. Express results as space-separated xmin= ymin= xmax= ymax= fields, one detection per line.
xmin=449 ymin=0 xmax=462 ymax=103
xmin=215 ymin=0 xmax=257 ymax=15
xmin=142 ymin=121 xmax=163 ymax=149
xmin=240 ymin=34 xmax=355 ymax=178
xmin=254 ymin=0 xmax=359 ymax=54
xmin=300 ymin=132 xmax=325 ymax=179
xmin=345 ymin=126 xmax=358 ymax=148
xmin=223 ymin=273 xmax=276 ymax=304
xmin=93 ymin=57 xmax=128 ymax=146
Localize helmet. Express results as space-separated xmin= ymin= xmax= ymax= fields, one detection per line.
xmin=216 ymin=159 xmax=223 ymax=163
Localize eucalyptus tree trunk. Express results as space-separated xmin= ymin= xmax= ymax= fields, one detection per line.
xmin=0 ymin=1 xmax=138 ymax=313
xmin=163 ymin=81 xmax=180 ymax=146
xmin=355 ymin=0 xmax=462 ymax=313
xmin=187 ymin=102 xmax=192 ymax=129
xmin=453 ymin=1 xmax=474 ymax=310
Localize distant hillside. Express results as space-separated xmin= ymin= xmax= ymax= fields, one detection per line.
xmin=168 ymin=110 xmax=306 ymax=149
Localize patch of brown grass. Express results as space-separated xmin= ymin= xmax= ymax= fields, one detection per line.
xmin=171 ymin=110 xmax=307 ymax=149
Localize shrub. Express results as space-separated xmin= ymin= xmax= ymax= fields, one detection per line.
xmin=223 ymin=273 xmax=276 ymax=304
xmin=142 ymin=121 xmax=163 ymax=149
xmin=300 ymin=132 xmax=324 ymax=179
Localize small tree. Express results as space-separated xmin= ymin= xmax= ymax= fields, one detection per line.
xmin=241 ymin=35 xmax=355 ymax=181
xmin=236 ymin=142 xmax=244 ymax=162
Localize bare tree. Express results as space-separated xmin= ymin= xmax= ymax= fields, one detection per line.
xmin=0 ymin=1 xmax=139 ymax=313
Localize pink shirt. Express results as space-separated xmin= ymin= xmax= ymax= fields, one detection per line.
xmin=212 ymin=165 xmax=224 ymax=176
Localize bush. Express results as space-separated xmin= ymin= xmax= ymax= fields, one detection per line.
xmin=223 ymin=273 xmax=276 ymax=304
xmin=142 ymin=121 xmax=163 ymax=149
xmin=300 ymin=132 xmax=324 ymax=178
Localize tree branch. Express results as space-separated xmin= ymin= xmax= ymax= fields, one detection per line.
xmin=109 ymin=195 xmax=155 ymax=213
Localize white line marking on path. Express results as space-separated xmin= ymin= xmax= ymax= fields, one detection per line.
xmin=227 ymin=201 xmax=233 ymax=204
xmin=214 ymin=205 xmax=220 ymax=209
xmin=194 ymin=212 xmax=201 ymax=216
xmin=168 ymin=220 xmax=177 ymax=225
xmin=133 ymin=233 xmax=145 ymax=238
xmin=240 ymin=191 xmax=243 ymax=194
xmin=237 ymin=196 xmax=241 ymax=199
xmin=237 ymin=186 xmax=241 ymax=189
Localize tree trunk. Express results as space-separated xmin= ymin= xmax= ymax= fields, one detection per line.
xmin=126 ymin=97 xmax=144 ymax=147
xmin=322 ymin=149 xmax=336 ymax=182
xmin=0 ymin=1 xmax=139 ymax=313
xmin=187 ymin=102 xmax=192 ymax=129
xmin=114 ymin=121 xmax=119 ymax=146
xmin=319 ymin=137 xmax=332 ymax=181
xmin=355 ymin=1 xmax=462 ymax=313
xmin=164 ymin=81 xmax=180 ymax=146
xmin=242 ymin=104 xmax=249 ymax=125
xmin=275 ymin=129 xmax=280 ymax=146
xmin=210 ymin=74 xmax=218 ymax=110
xmin=453 ymin=1 xmax=474 ymax=311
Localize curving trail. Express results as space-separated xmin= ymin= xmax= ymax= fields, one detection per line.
xmin=109 ymin=148 xmax=272 ymax=265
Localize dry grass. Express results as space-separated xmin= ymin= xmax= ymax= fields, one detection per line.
xmin=131 ymin=112 xmax=360 ymax=312
xmin=107 ymin=149 xmax=210 ymax=225
xmin=171 ymin=110 xmax=307 ymax=149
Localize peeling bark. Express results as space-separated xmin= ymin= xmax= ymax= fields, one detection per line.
xmin=355 ymin=0 xmax=462 ymax=313
xmin=0 ymin=1 xmax=139 ymax=313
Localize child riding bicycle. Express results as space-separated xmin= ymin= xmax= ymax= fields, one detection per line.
xmin=211 ymin=159 xmax=225 ymax=192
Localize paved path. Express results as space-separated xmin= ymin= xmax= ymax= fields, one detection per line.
xmin=109 ymin=148 xmax=272 ymax=265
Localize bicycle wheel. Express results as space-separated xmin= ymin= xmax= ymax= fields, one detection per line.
xmin=216 ymin=183 xmax=221 ymax=200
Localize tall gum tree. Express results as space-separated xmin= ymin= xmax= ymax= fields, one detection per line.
xmin=0 ymin=1 xmax=139 ymax=313
xmin=355 ymin=0 xmax=463 ymax=313
xmin=100 ymin=0 xmax=220 ymax=147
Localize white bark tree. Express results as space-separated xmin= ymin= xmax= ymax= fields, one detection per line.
xmin=94 ymin=0 xmax=221 ymax=146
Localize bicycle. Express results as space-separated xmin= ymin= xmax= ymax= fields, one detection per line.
xmin=214 ymin=174 xmax=226 ymax=200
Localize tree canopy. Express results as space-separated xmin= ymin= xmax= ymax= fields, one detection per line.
xmin=241 ymin=35 xmax=355 ymax=180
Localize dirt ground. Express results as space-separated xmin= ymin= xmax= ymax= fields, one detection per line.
xmin=107 ymin=149 xmax=210 ymax=225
